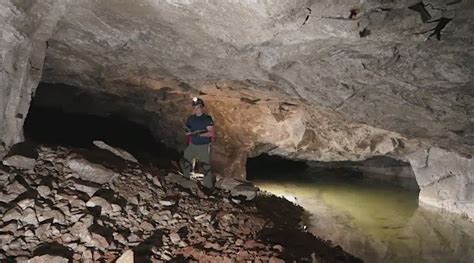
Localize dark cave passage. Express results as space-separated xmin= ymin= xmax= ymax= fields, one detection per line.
xmin=24 ymin=102 xmax=180 ymax=168
xmin=246 ymin=154 xmax=308 ymax=181
xmin=247 ymin=154 xmax=419 ymax=191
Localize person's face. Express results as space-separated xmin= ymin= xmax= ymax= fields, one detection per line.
xmin=193 ymin=105 xmax=203 ymax=115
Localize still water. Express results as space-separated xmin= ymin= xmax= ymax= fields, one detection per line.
xmin=251 ymin=170 xmax=474 ymax=263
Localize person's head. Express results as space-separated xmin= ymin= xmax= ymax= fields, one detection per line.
xmin=191 ymin=97 xmax=204 ymax=116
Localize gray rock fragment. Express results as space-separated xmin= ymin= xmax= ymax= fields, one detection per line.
xmin=66 ymin=158 xmax=115 ymax=184
xmin=86 ymin=196 xmax=113 ymax=215
xmin=164 ymin=173 xmax=198 ymax=190
xmin=93 ymin=140 xmax=138 ymax=163
xmin=37 ymin=185 xmax=51 ymax=198
xmin=28 ymin=255 xmax=68 ymax=263
xmin=116 ymin=249 xmax=134 ymax=263
xmin=230 ymin=185 xmax=258 ymax=201
xmin=2 ymin=155 xmax=36 ymax=170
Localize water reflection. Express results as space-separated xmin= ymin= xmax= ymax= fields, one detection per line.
xmin=252 ymin=171 xmax=474 ymax=263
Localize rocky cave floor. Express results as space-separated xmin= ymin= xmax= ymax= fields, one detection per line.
xmin=0 ymin=143 xmax=361 ymax=262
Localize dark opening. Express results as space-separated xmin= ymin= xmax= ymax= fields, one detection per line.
xmin=23 ymin=83 xmax=180 ymax=168
xmin=246 ymin=154 xmax=308 ymax=181
xmin=247 ymin=154 xmax=419 ymax=191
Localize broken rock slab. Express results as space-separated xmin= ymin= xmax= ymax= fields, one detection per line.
xmin=2 ymin=155 xmax=36 ymax=170
xmin=1 ymin=142 xmax=38 ymax=170
xmin=28 ymin=254 xmax=68 ymax=263
xmin=164 ymin=173 xmax=198 ymax=191
xmin=116 ymin=249 xmax=134 ymax=263
xmin=66 ymin=158 xmax=115 ymax=184
xmin=86 ymin=196 xmax=113 ymax=215
xmin=0 ymin=180 xmax=28 ymax=203
xmin=72 ymin=180 xmax=100 ymax=197
xmin=216 ymin=178 xmax=259 ymax=201
xmin=216 ymin=177 xmax=245 ymax=191
xmin=408 ymin=147 xmax=474 ymax=221
xmin=231 ymin=185 xmax=258 ymax=201
xmin=93 ymin=140 xmax=138 ymax=163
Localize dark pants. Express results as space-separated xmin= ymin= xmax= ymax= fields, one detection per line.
xmin=180 ymin=143 xmax=214 ymax=188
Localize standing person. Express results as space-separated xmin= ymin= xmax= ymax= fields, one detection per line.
xmin=180 ymin=97 xmax=215 ymax=190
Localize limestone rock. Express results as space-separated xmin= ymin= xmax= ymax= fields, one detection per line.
xmin=2 ymin=155 xmax=36 ymax=170
xmin=7 ymin=181 xmax=27 ymax=196
xmin=37 ymin=185 xmax=52 ymax=198
xmin=0 ymin=0 xmax=69 ymax=150
xmin=0 ymin=221 xmax=18 ymax=232
xmin=2 ymin=207 xmax=21 ymax=222
xmin=90 ymin=232 xmax=109 ymax=249
xmin=0 ymin=180 xmax=29 ymax=203
xmin=282 ymin=195 xmax=298 ymax=204
xmin=66 ymin=158 xmax=114 ymax=184
xmin=216 ymin=178 xmax=245 ymax=191
xmin=230 ymin=185 xmax=258 ymax=201
xmin=82 ymin=250 xmax=93 ymax=261
xmin=139 ymin=221 xmax=155 ymax=232
xmin=0 ymin=193 xmax=16 ymax=204
xmin=28 ymin=255 xmax=68 ymax=263
xmin=86 ymin=196 xmax=112 ymax=215
xmin=35 ymin=223 xmax=51 ymax=239
xmin=93 ymin=140 xmax=138 ymax=163
xmin=164 ymin=173 xmax=198 ymax=191
xmin=152 ymin=210 xmax=172 ymax=222
xmin=159 ymin=200 xmax=175 ymax=206
xmin=72 ymin=182 xmax=100 ymax=197
xmin=169 ymin=232 xmax=181 ymax=244
xmin=408 ymin=147 xmax=474 ymax=220
xmin=37 ymin=209 xmax=66 ymax=224
xmin=61 ymin=233 xmax=75 ymax=243
xmin=152 ymin=177 xmax=162 ymax=188
xmin=116 ymin=250 xmax=134 ymax=263
xmin=20 ymin=207 xmax=38 ymax=226
xmin=0 ymin=233 xmax=14 ymax=247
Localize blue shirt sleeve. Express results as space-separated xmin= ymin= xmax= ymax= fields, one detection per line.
xmin=185 ymin=116 xmax=192 ymax=131
xmin=207 ymin=116 xmax=214 ymax=126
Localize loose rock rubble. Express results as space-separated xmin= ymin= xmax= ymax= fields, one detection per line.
xmin=0 ymin=144 xmax=360 ymax=262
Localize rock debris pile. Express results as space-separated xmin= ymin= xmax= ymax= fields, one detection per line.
xmin=1 ymin=143 xmax=360 ymax=262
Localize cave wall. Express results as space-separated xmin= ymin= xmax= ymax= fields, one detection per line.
xmin=0 ymin=0 xmax=69 ymax=157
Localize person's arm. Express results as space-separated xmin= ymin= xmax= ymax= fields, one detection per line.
xmin=199 ymin=125 xmax=215 ymax=138
xmin=184 ymin=117 xmax=192 ymax=136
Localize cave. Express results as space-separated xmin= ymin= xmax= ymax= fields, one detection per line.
xmin=1 ymin=0 xmax=474 ymax=262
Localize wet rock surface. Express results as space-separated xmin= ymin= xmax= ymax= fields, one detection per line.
xmin=0 ymin=145 xmax=360 ymax=262
xmin=408 ymin=147 xmax=474 ymax=220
